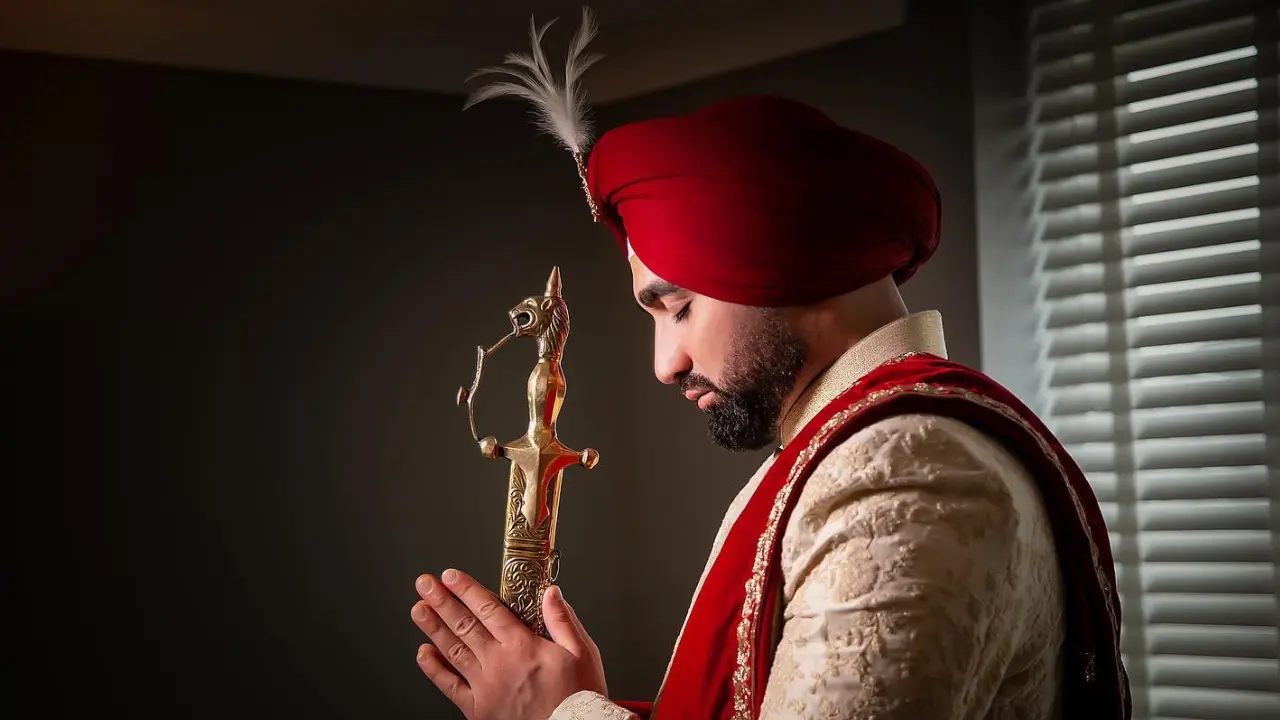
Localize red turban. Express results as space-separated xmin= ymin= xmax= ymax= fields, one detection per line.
xmin=586 ymin=95 xmax=941 ymax=307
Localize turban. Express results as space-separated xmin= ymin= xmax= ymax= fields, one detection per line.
xmin=586 ymin=95 xmax=942 ymax=307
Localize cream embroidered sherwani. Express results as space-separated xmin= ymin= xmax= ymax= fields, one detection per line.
xmin=552 ymin=312 xmax=1066 ymax=719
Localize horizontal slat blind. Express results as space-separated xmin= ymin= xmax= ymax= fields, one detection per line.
xmin=1026 ymin=1 xmax=1279 ymax=718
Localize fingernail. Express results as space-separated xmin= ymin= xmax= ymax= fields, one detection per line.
xmin=547 ymin=585 xmax=564 ymax=603
xmin=441 ymin=569 xmax=458 ymax=584
xmin=412 ymin=602 xmax=428 ymax=621
xmin=417 ymin=575 xmax=435 ymax=594
xmin=417 ymin=644 xmax=429 ymax=662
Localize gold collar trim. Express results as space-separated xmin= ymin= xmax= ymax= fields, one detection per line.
xmin=779 ymin=311 xmax=947 ymax=445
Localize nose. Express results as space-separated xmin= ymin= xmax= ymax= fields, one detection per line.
xmin=653 ymin=325 xmax=691 ymax=386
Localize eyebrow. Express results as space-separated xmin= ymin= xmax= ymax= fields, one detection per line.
xmin=636 ymin=280 xmax=683 ymax=310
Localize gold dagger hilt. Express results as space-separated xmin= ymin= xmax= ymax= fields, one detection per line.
xmin=455 ymin=266 xmax=599 ymax=636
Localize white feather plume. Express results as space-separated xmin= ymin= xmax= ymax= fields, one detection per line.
xmin=463 ymin=6 xmax=603 ymax=155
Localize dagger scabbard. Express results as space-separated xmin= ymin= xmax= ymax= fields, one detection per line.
xmin=455 ymin=266 xmax=599 ymax=636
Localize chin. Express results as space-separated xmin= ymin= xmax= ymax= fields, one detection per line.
xmin=706 ymin=415 xmax=780 ymax=452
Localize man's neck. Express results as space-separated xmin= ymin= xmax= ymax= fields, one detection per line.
xmin=776 ymin=310 xmax=909 ymax=435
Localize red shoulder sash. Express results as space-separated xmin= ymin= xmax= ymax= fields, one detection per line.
xmin=644 ymin=352 xmax=1130 ymax=720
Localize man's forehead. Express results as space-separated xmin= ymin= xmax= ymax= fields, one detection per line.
xmin=629 ymin=255 xmax=685 ymax=307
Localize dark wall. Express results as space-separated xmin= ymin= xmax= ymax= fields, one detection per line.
xmin=971 ymin=0 xmax=1042 ymax=410
xmin=3 ymin=0 xmax=976 ymax=716
xmin=4 ymin=52 xmax=633 ymax=719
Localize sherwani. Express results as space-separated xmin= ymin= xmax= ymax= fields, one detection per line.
xmin=551 ymin=311 xmax=1070 ymax=719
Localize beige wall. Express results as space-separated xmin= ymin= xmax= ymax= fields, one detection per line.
xmin=3 ymin=0 xmax=979 ymax=715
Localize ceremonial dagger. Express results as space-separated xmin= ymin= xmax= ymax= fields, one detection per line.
xmin=455 ymin=266 xmax=599 ymax=636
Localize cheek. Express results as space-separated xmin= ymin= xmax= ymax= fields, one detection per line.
xmin=688 ymin=313 xmax=737 ymax=380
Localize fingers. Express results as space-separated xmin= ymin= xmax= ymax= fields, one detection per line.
xmin=413 ymin=575 xmax=490 ymax=673
xmin=559 ymin=586 xmax=602 ymax=657
xmin=439 ymin=568 xmax=527 ymax=642
xmin=417 ymin=643 xmax=474 ymax=715
xmin=419 ymin=573 xmax=499 ymax=651
xmin=411 ymin=599 xmax=480 ymax=679
xmin=556 ymin=585 xmax=593 ymax=644
xmin=542 ymin=585 xmax=590 ymax=657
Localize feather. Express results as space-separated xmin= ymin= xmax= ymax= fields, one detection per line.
xmin=463 ymin=6 xmax=603 ymax=156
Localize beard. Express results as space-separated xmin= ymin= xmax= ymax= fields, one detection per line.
xmin=679 ymin=309 xmax=807 ymax=452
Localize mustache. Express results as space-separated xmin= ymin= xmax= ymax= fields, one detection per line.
xmin=679 ymin=373 xmax=722 ymax=395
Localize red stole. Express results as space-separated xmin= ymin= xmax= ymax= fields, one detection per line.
xmin=621 ymin=353 xmax=1129 ymax=720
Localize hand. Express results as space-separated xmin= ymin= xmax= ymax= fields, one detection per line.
xmin=410 ymin=569 xmax=608 ymax=720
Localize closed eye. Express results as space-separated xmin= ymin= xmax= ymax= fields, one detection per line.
xmin=673 ymin=303 xmax=691 ymax=323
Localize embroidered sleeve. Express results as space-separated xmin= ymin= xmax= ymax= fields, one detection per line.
xmin=759 ymin=413 xmax=1063 ymax=719
xmin=548 ymin=691 xmax=639 ymax=720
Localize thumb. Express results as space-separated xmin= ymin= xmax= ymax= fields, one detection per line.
xmin=542 ymin=585 xmax=588 ymax=656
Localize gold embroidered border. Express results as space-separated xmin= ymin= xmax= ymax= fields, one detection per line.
xmin=730 ymin=365 xmax=1125 ymax=719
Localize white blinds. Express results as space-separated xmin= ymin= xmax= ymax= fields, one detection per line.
xmin=1025 ymin=0 xmax=1280 ymax=718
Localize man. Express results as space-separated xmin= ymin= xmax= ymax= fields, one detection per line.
xmin=409 ymin=17 xmax=1130 ymax=720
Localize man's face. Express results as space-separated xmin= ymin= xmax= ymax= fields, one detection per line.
xmin=631 ymin=256 xmax=806 ymax=451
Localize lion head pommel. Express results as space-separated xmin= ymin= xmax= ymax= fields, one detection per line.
xmin=509 ymin=267 xmax=571 ymax=360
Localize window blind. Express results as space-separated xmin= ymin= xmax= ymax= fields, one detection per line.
xmin=1025 ymin=0 xmax=1279 ymax=718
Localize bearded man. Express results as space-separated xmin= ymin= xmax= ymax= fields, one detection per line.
xmin=407 ymin=17 xmax=1129 ymax=720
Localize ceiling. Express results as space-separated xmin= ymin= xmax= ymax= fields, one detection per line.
xmin=0 ymin=0 xmax=906 ymax=103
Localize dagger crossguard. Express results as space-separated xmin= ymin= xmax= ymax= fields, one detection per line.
xmin=454 ymin=266 xmax=599 ymax=636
